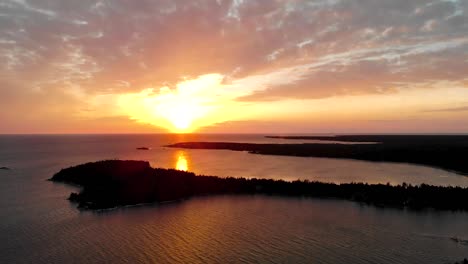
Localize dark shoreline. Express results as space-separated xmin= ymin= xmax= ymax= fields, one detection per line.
xmin=167 ymin=135 xmax=468 ymax=176
xmin=50 ymin=160 xmax=468 ymax=211
xmin=265 ymin=135 xmax=468 ymax=143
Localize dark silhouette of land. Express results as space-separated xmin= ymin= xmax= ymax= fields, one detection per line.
xmin=0 ymin=167 xmax=9 ymax=170
xmin=265 ymin=135 xmax=468 ymax=144
xmin=50 ymin=160 xmax=468 ymax=211
xmin=167 ymin=135 xmax=468 ymax=175
xmin=136 ymin=147 xmax=150 ymax=150
xmin=451 ymin=237 xmax=468 ymax=246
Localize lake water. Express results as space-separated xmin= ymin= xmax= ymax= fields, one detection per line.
xmin=0 ymin=134 xmax=467 ymax=263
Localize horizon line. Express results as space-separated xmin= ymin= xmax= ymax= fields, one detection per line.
xmin=1 ymin=132 xmax=468 ymax=136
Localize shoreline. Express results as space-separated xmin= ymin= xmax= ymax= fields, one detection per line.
xmin=166 ymin=139 xmax=468 ymax=176
xmin=51 ymin=160 xmax=468 ymax=211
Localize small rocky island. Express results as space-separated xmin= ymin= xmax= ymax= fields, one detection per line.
xmin=136 ymin=147 xmax=150 ymax=150
xmin=50 ymin=160 xmax=468 ymax=211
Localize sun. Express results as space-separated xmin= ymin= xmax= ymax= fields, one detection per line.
xmin=171 ymin=116 xmax=191 ymax=131
xmin=117 ymin=74 xmax=234 ymax=133
xmin=156 ymin=98 xmax=206 ymax=132
xmin=165 ymin=102 xmax=200 ymax=131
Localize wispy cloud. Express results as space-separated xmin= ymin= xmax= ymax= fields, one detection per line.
xmin=423 ymin=106 xmax=468 ymax=112
xmin=1 ymin=0 xmax=467 ymax=132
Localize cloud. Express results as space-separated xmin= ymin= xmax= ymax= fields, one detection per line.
xmin=198 ymin=117 xmax=468 ymax=134
xmin=2 ymin=0 xmax=466 ymax=92
xmin=237 ymin=38 xmax=468 ymax=101
xmin=1 ymin=0 xmax=468 ymax=132
xmin=423 ymin=106 xmax=468 ymax=113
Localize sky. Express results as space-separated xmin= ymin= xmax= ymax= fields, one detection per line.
xmin=1 ymin=0 xmax=468 ymax=134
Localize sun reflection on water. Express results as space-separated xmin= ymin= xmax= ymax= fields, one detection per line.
xmin=176 ymin=151 xmax=188 ymax=171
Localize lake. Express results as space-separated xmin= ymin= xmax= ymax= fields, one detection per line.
xmin=0 ymin=134 xmax=467 ymax=263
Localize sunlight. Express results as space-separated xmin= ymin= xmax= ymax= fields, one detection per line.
xmin=175 ymin=151 xmax=188 ymax=171
xmin=117 ymin=73 xmax=236 ymax=133
xmin=153 ymin=93 xmax=208 ymax=132
xmin=171 ymin=115 xmax=191 ymax=130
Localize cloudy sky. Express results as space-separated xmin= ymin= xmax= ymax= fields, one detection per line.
xmin=1 ymin=0 xmax=468 ymax=133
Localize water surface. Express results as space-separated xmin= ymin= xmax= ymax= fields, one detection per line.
xmin=0 ymin=134 xmax=467 ymax=263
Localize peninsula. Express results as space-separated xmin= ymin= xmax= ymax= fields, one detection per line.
xmin=50 ymin=160 xmax=468 ymax=211
xmin=167 ymin=135 xmax=468 ymax=175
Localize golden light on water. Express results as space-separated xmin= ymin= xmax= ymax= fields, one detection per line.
xmin=175 ymin=151 xmax=189 ymax=171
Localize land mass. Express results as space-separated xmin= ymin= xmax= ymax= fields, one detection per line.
xmin=136 ymin=147 xmax=150 ymax=150
xmin=265 ymin=135 xmax=468 ymax=144
xmin=50 ymin=160 xmax=468 ymax=211
xmin=167 ymin=135 xmax=468 ymax=175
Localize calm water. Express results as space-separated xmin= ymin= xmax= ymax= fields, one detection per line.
xmin=0 ymin=134 xmax=467 ymax=263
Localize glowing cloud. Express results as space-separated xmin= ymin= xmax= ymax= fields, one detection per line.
xmin=118 ymin=74 xmax=232 ymax=132
xmin=1 ymin=0 xmax=468 ymax=133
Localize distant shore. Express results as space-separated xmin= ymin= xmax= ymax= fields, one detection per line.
xmin=167 ymin=135 xmax=468 ymax=176
xmin=51 ymin=160 xmax=468 ymax=211
xmin=265 ymin=135 xmax=468 ymax=144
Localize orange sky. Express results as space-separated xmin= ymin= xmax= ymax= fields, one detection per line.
xmin=1 ymin=0 xmax=468 ymax=133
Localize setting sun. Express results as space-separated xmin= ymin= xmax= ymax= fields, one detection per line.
xmin=170 ymin=114 xmax=191 ymax=131
xmin=116 ymin=74 xmax=234 ymax=133
xmin=153 ymin=92 xmax=208 ymax=132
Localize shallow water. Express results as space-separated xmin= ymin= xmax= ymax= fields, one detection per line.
xmin=0 ymin=134 xmax=467 ymax=263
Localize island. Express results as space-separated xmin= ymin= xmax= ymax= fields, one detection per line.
xmin=0 ymin=166 xmax=10 ymax=170
xmin=136 ymin=147 xmax=150 ymax=150
xmin=50 ymin=160 xmax=468 ymax=211
xmin=167 ymin=135 xmax=468 ymax=176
